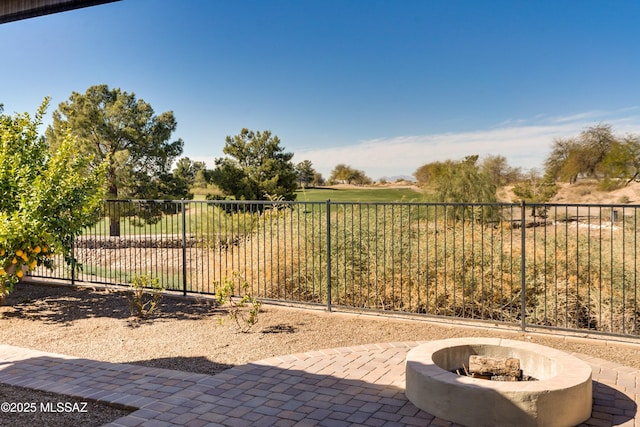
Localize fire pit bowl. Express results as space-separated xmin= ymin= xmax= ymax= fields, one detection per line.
xmin=405 ymin=338 xmax=592 ymax=427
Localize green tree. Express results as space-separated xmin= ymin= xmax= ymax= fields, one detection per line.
xmin=417 ymin=155 xmax=497 ymax=220
xmin=599 ymin=135 xmax=640 ymax=185
xmin=352 ymin=170 xmax=372 ymax=185
xmin=210 ymin=128 xmax=297 ymax=201
xmin=328 ymin=164 xmax=350 ymax=184
xmin=174 ymin=157 xmax=198 ymax=183
xmin=45 ymin=84 xmax=184 ymax=235
xmin=151 ymin=172 xmax=191 ymax=200
xmin=0 ymin=99 xmax=106 ymax=301
xmin=481 ymin=155 xmax=521 ymax=187
xmin=173 ymin=157 xmax=214 ymax=189
xmin=545 ymin=137 xmax=579 ymax=182
xmin=512 ymin=169 xmax=559 ymax=217
xmin=311 ymin=172 xmax=325 ymax=187
xmin=193 ymin=167 xmax=212 ymax=188
xmin=545 ymin=124 xmax=617 ymax=183
xmin=171 ymin=157 xmax=206 ymax=197
xmin=430 ymin=155 xmax=496 ymax=203
xmin=582 ymin=124 xmax=615 ymax=176
xmin=329 ymin=164 xmax=371 ymax=185
xmin=295 ymin=160 xmax=316 ymax=188
xmin=620 ymin=135 xmax=640 ymax=184
xmin=413 ymin=161 xmax=447 ymax=187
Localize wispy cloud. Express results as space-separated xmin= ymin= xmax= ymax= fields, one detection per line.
xmin=296 ymin=110 xmax=640 ymax=179
xmin=552 ymin=107 xmax=640 ymax=124
xmin=297 ymin=126 xmax=565 ymax=179
xmin=551 ymin=111 xmax=605 ymax=123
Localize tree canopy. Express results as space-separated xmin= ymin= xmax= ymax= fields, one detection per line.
xmin=414 ymin=155 xmax=498 ymax=220
xmin=295 ymin=160 xmax=316 ymax=188
xmin=328 ymin=164 xmax=372 ymax=185
xmin=512 ymin=169 xmax=559 ymax=217
xmin=210 ymin=128 xmax=298 ymax=201
xmin=414 ymin=155 xmax=497 ymax=203
xmin=543 ymin=123 xmax=640 ymax=185
xmin=174 ymin=157 xmax=206 ymax=185
xmin=416 ymin=155 xmax=520 ymax=190
xmin=45 ymin=84 xmax=184 ymax=235
xmin=170 ymin=157 xmax=207 ymax=198
xmin=45 ymin=84 xmax=184 ymax=200
xmin=414 ymin=161 xmax=447 ymax=187
xmin=480 ymin=155 xmax=522 ymax=187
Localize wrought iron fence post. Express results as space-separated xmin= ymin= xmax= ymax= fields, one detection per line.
xmin=326 ymin=199 xmax=332 ymax=312
xmin=520 ymin=200 xmax=526 ymax=332
xmin=181 ymin=199 xmax=187 ymax=296
xmin=71 ymin=236 xmax=75 ymax=286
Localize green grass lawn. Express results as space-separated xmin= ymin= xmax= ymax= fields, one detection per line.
xmin=295 ymin=186 xmax=425 ymax=203
xmin=190 ymin=184 xmax=425 ymax=203
xmin=81 ymin=187 xmax=425 ymax=236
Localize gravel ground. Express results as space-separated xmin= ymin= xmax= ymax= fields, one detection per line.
xmin=1 ymin=281 xmax=640 ymax=426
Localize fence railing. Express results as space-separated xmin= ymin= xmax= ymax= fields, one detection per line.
xmin=31 ymin=199 xmax=640 ymax=338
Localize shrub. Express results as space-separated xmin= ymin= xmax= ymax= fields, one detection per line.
xmin=189 ymin=201 xmax=637 ymax=335
xmin=598 ymin=178 xmax=623 ymax=192
xmin=215 ymin=274 xmax=261 ymax=332
xmin=617 ymin=195 xmax=630 ymax=204
xmin=127 ymin=275 xmax=163 ymax=318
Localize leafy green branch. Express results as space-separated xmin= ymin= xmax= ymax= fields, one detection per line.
xmin=127 ymin=275 xmax=163 ymax=319
xmin=215 ymin=274 xmax=261 ymax=332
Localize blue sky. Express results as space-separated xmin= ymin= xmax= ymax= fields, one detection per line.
xmin=2 ymin=0 xmax=640 ymax=180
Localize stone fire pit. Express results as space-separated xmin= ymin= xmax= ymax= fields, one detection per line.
xmin=405 ymin=338 xmax=592 ymax=427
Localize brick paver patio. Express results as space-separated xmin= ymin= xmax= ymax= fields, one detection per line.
xmin=0 ymin=341 xmax=638 ymax=426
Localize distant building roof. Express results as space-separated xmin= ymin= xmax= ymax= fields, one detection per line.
xmin=0 ymin=0 xmax=120 ymax=24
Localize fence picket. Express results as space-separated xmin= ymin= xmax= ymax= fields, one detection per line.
xmin=29 ymin=199 xmax=640 ymax=338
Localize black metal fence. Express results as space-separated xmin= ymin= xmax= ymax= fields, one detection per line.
xmin=31 ymin=199 xmax=640 ymax=338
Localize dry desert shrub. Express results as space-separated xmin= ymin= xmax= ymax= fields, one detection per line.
xmin=31 ymin=202 xmax=640 ymax=336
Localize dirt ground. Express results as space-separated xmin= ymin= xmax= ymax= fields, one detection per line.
xmin=1 ymin=281 xmax=639 ymax=426
xmin=498 ymin=180 xmax=640 ymax=204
